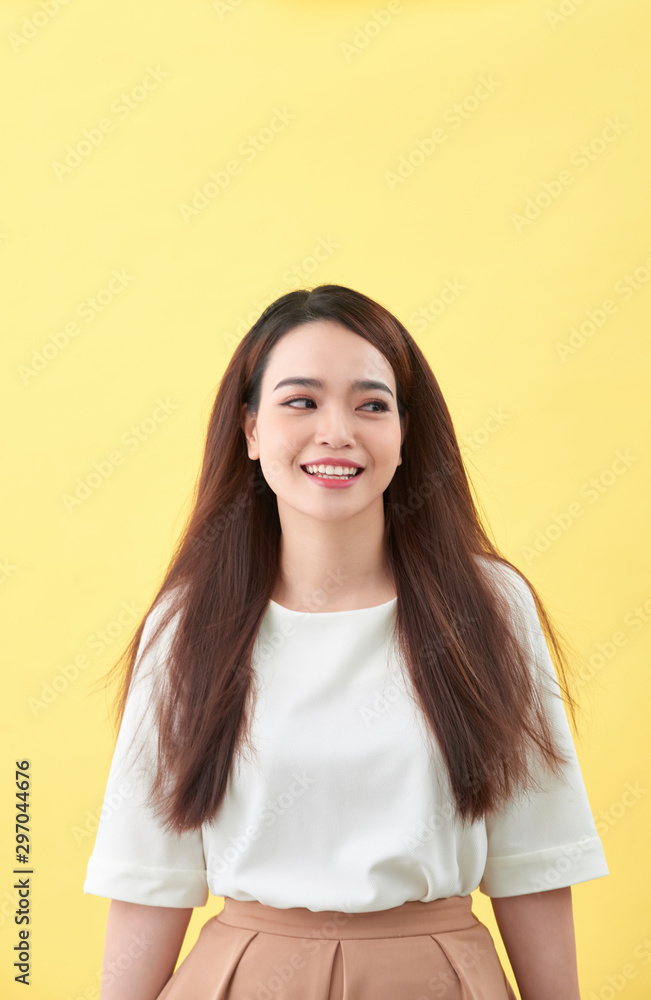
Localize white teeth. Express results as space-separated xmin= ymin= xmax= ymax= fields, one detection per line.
xmin=303 ymin=463 xmax=361 ymax=478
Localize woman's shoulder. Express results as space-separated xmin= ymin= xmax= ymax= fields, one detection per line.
xmin=472 ymin=553 xmax=538 ymax=631
xmin=134 ymin=585 xmax=188 ymax=681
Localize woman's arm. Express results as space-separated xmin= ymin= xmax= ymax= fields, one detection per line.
xmin=100 ymin=899 xmax=193 ymax=1000
xmin=491 ymin=886 xmax=581 ymax=1000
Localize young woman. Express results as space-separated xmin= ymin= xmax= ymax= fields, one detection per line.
xmin=84 ymin=284 xmax=609 ymax=999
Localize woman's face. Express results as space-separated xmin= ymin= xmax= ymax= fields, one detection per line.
xmin=242 ymin=320 xmax=406 ymax=524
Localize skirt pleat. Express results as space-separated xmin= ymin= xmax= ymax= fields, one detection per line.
xmin=155 ymin=895 xmax=517 ymax=1000
xmin=155 ymin=921 xmax=260 ymax=999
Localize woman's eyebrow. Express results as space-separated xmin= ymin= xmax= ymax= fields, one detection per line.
xmin=272 ymin=376 xmax=394 ymax=398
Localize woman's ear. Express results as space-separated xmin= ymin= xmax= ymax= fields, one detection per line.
xmin=241 ymin=402 xmax=259 ymax=460
xmin=397 ymin=411 xmax=408 ymax=467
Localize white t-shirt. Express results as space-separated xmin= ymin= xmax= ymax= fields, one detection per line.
xmin=83 ymin=559 xmax=609 ymax=912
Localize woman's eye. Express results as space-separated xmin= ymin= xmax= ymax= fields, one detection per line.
xmin=282 ymin=397 xmax=389 ymax=413
xmin=363 ymin=400 xmax=390 ymax=413
xmin=283 ymin=397 xmax=315 ymax=409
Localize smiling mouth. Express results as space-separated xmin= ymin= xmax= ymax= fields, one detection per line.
xmin=301 ymin=465 xmax=364 ymax=480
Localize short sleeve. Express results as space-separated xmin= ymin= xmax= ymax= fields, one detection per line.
xmin=477 ymin=563 xmax=610 ymax=898
xmin=83 ymin=593 xmax=209 ymax=908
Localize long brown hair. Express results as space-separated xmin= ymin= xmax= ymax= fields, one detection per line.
xmin=95 ymin=283 xmax=585 ymax=835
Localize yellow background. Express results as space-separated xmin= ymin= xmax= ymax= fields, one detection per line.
xmin=2 ymin=0 xmax=649 ymax=996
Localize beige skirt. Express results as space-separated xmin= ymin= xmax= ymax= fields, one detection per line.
xmin=156 ymin=893 xmax=518 ymax=1000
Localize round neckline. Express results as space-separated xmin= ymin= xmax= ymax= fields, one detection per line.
xmin=268 ymin=597 xmax=397 ymax=616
